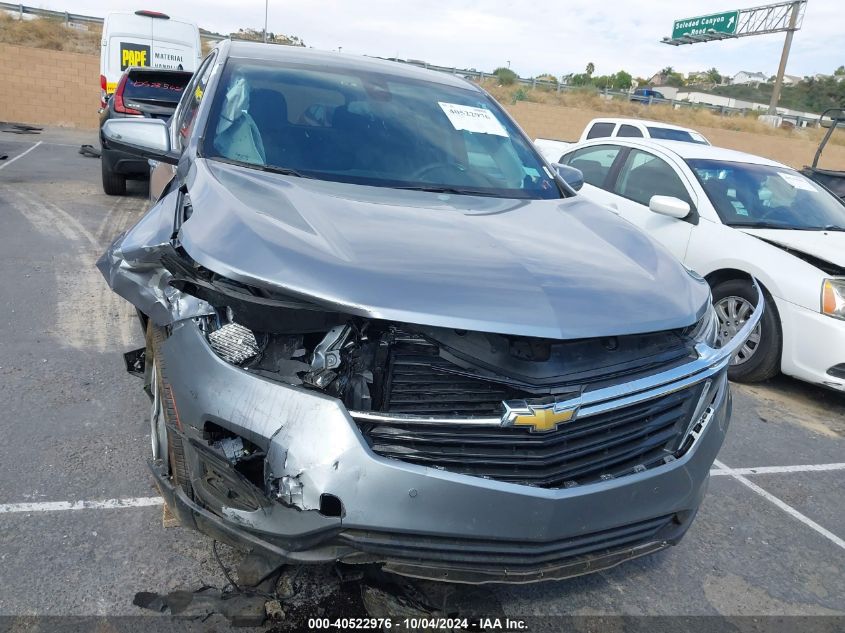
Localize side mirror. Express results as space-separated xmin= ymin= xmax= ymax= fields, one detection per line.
xmin=649 ymin=195 xmax=690 ymax=219
xmin=553 ymin=163 xmax=584 ymax=191
xmin=102 ymin=118 xmax=179 ymax=165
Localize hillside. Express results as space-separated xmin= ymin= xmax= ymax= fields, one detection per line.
xmin=0 ymin=13 xmax=101 ymax=53
xmin=482 ymin=82 xmax=845 ymax=151
xmin=0 ymin=13 xmax=302 ymax=56
xmin=703 ymin=80 xmax=845 ymax=115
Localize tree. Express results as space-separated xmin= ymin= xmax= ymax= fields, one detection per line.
xmin=233 ymin=27 xmax=304 ymax=46
xmin=706 ymin=67 xmax=722 ymax=84
xmin=536 ymin=73 xmax=558 ymax=84
xmin=612 ymin=70 xmax=633 ymax=90
xmin=586 ymin=62 xmax=595 ymax=76
xmin=661 ymin=66 xmax=675 ymax=76
xmin=493 ymin=67 xmax=518 ymax=86
xmin=569 ymin=73 xmax=592 ymax=86
xmin=835 ymin=65 xmax=845 ymax=76
xmin=665 ymin=72 xmax=685 ymax=88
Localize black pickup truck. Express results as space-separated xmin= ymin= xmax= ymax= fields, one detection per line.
xmin=99 ymin=67 xmax=193 ymax=195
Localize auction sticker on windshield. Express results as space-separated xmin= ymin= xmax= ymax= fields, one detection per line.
xmin=778 ymin=171 xmax=818 ymax=192
xmin=439 ymin=102 xmax=508 ymax=137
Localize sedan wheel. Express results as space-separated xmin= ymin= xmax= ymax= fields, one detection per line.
xmin=715 ymin=296 xmax=761 ymax=365
xmin=711 ymin=278 xmax=781 ymax=383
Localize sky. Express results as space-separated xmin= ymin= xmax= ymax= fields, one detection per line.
xmin=49 ymin=0 xmax=842 ymax=79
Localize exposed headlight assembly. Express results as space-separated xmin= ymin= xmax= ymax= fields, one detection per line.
xmin=691 ymin=303 xmax=719 ymax=348
xmin=822 ymin=279 xmax=845 ymax=320
xmin=208 ymin=322 xmax=260 ymax=364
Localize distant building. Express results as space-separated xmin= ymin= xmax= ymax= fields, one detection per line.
xmin=781 ymin=74 xmax=803 ymax=86
xmin=686 ymin=71 xmax=709 ymax=84
xmin=811 ymin=73 xmax=844 ymax=83
xmin=652 ymin=86 xmax=679 ymax=99
xmin=675 ymin=90 xmax=822 ymax=127
xmin=732 ymin=71 xmax=767 ymax=85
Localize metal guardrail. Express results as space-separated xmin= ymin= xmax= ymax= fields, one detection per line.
xmin=0 ymin=2 xmax=227 ymax=39
xmin=0 ymin=1 xmax=100 ymax=24
xmin=0 ymin=1 xmax=823 ymax=126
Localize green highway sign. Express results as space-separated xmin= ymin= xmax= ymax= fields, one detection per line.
xmin=672 ymin=10 xmax=739 ymax=39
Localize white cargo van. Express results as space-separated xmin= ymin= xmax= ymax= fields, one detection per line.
xmin=100 ymin=10 xmax=201 ymax=107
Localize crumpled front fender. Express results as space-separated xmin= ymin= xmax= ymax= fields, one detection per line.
xmin=96 ymin=189 xmax=214 ymax=325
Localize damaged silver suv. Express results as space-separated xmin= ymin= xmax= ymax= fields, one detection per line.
xmin=99 ymin=41 xmax=762 ymax=584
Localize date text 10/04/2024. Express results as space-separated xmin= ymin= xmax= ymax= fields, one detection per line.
xmin=307 ymin=617 xmax=528 ymax=630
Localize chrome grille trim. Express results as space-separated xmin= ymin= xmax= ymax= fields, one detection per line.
xmin=350 ymin=284 xmax=762 ymax=427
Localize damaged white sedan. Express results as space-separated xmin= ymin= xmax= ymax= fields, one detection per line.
xmin=98 ymin=41 xmax=761 ymax=584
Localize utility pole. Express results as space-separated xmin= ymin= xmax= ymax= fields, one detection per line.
xmin=263 ymin=0 xmax=269 ymax=43
xmin=768 ymin=1 xmax=801 ymax=114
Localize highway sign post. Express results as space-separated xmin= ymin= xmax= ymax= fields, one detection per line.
xmin=672 ymin=11 xmax=738 ymax=39
xmin=661 ymin=1 xmax=807 ymax=115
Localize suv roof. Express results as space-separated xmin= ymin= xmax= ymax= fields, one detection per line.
xmin=588 ymin=117 xmax=698 ymax=133
xmin=225 ymin=41 xmax=479 ymax=92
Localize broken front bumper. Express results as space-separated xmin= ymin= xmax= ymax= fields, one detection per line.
xmin=154 ymin=317 xmax=736 ymax=584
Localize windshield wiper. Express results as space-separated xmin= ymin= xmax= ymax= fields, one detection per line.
xmin=255 ymin=164 xmax=312 ymax=178
xmin=731 ymin=221 xmax=845 ymax=232
xmin=393 ymin=185 xmax=501 ymax=197
xmin=728 ymin=221 xmax=796 ymax=230
xmin=212 ymin=157 xmax=311 ymax=179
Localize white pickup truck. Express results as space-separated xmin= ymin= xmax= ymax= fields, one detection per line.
xmin=535 ymin=117 xmax=710 ymax=164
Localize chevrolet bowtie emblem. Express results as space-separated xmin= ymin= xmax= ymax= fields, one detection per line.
xmin=502 ymin=396 xmax=581 ymax=433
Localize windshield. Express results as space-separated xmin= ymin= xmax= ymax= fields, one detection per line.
xmin=202 ymin=58 xmax=561 ymax=199
xmin=688 ymin=159 xmax=845 ymax=230
xmin=647 ymin=126 xmax=709 ymax=145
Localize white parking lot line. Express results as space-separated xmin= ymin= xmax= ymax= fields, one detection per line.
xmin=0 ymin=497 xmax=163 ymax=514
xmin=0 ymin=141 xmax=42 ymax=171
xmin=709 ymin=462 xmax=845 ymax=476
xmin=714 ymin=459 xmax=845 ymax=552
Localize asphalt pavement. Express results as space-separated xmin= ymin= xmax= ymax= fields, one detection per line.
xmin=0 ymin=129 xmax=843 ymax=630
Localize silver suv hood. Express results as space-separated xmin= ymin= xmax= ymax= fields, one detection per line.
xmin=169 ymin=159 xmax=708 ymax=339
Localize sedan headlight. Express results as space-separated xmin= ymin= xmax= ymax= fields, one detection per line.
xmin=822 ymin=279 xmax=845 ymax=320
xmin=691 ymin=303 xmax=719 ymax=347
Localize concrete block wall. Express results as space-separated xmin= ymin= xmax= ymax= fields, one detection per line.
xmin=0 ymin=43 xmax=100 ymax=129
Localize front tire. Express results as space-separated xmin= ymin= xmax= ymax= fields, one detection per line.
xmin=145 ymin=321 xmax=193 ymax=498
xmin=712 ymin=278 xmax=781 ymax=383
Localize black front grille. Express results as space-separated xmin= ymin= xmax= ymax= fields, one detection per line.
xmin=381 ymin=340 xmax=528 ymax=417
xmin=378 ymin=330 xmax=693 ymax=418
xmin=360 ymin=384 xmax=702 ymax=488
xmin=340 ymin=514 xmax=676 ymax=571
